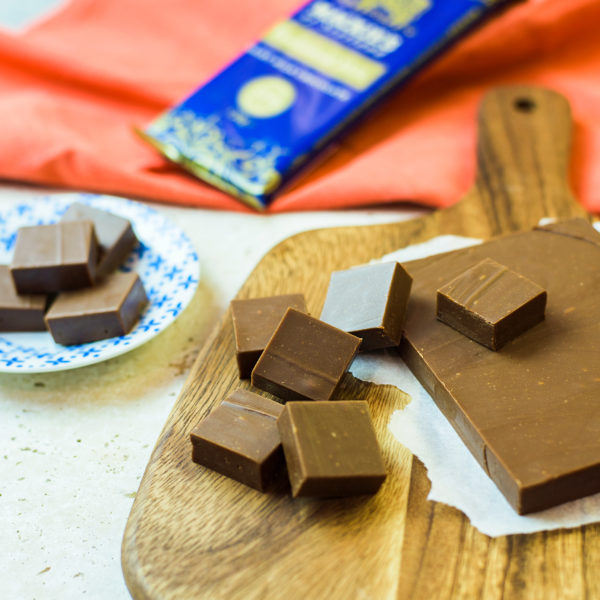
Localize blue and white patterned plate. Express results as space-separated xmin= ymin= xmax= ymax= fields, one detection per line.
xmin=0 ymin=193 xmax=199 ymax=373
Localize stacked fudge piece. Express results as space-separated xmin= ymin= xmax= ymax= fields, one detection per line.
xmin=0 ymin=202 xmax=147 ymax=345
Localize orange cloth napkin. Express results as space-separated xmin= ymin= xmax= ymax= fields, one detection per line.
xmin=0 ymin=0 xmax=599 ymax=213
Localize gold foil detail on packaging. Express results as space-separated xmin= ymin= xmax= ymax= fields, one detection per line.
xmin=237 ymin=76 xmax=297 ymax=118
xmin=264 ymin=20 xmax=386 ymax=91
xmin=142 ymin=111 xmax=285 ymax=208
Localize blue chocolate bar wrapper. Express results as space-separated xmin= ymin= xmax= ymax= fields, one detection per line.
xmin=141 ymin=0 xmax=513 ymax=210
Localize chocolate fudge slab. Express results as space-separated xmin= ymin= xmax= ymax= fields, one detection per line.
xmin=45 ymin=272 xmax=147 ymax=345
xmin=277 ymin=401 xmax=386 ymax=497
xmin=231 ymin=294 xmax=307 ymax=378
xmin=320 ymin=261 xmax=412 ymax=351
xmin=251 ymin=308 xmax=360 ymax=402
xmin=190 ymin=389 xmax=285 ymax=491
xmin=61 ymin=202 xmax=137 ymax=276
xmin=10 ymin=221 xmax=98 ymax=293
xmin=437 ymin=258 xmax=547 ymax=350
xmin=400 ymin=219 xmax=600 ymax=514
xmin=0 ymin=265 xmax=47 ymax=331
xmin=535 ymin=217 xmax=600 ymax=245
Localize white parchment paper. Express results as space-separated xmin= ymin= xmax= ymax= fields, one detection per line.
xmin=349 ymin=231 xmax=600 ymax=537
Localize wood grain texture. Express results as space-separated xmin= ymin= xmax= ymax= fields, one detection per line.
xmin=122 ymin=86 xmax=596 ymax=600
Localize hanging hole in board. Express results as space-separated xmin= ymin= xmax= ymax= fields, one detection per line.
xmin=514 ymin=97 xmax=536 ymax=113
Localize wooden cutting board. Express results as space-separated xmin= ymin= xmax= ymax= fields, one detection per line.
xmin=122 ymin=86 xmax=598 ymax=600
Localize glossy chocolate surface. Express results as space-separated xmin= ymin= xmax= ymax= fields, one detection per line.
xmin=0 ymin=265 xmax=47 ymax=331
xmin=45 ymin=272 xmax=147 ymax=345
xmin=61 ymin=203 xmax=137 ymax=276
xmin=401 ymin=219 xmax=600 ymax=514
xmin=231 ymin=294 xmax=307 ymax=378
xmin=277 ymin=401 xmax=386 ymax=497
xmin=437 ymin=258 xmax=547 ymax=350
xmin=10 ymin=221 xmax=98 ymax=293
xmin=320 ymin=261 xmax=412 ymax=351
xmin=190 ymin=389 xmax=285 ymax=491
xmin=251 ymin=308 xmax=360 ymax=402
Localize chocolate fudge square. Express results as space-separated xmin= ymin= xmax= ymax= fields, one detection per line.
xmin=61 ymin=202 xmax=137 ymax=276
xmin=251 ymin=308 xmax=360 ymax=402
xmin=190 ymin=389 xmax=285 ymax=491
xmin=231 ymin=294 xmax=307 ymax=378
xmin=0 ymin=265 xmax=47 ymax=331
xmin=436 ymin=258 xmax=547 ymax=350
xmin=10 ymin=221 xmax=98 ymax=293
xmin=320 ymin=261 xmax=412 ymax=350
xmin=277 ymin=400 xmax=386 ymax=497
xmin=45 ymin=271 xmax=147 ymax=345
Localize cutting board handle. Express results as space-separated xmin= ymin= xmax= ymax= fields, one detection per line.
xmin=472 ymin=85 xmax=580 ymax=230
